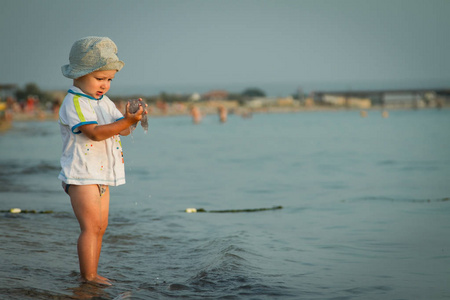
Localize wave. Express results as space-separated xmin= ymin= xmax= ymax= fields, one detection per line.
xmin=0 ymin=161 xmax=60 ymax=176
xmin=0 ymin=161 xmax=60 ymax=193
xmin=131 ymin=233 xmax=297 ymax=299
xmin=183 ymin=236 xmax=296 ymax=298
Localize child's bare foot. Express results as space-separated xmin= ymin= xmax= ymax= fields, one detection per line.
xmin=97 ymin=274 xmax=112 ymax=285
xmin=82 ymin=274 xmax=112 ymax=286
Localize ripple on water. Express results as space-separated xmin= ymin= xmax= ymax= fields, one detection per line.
xmin=0 ymin=287 xmax=73 ymax=300
xmin=343 ymin=196 xmax=450 ymax=203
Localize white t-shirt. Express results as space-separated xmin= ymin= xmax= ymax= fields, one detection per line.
xmin=58 ymin=86 xmax=126 ymax=186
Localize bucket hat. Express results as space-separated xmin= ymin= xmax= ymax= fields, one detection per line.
xmin=62 ymin=36 xmax=124 ymax=79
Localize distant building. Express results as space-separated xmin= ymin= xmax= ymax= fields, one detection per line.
xmin=322 ymin=95 xmax=371 ymax=108
xmin=245 ymin=97 xmax=277 ymax=108
xmin=277 ymin=96 xmax=299 ymax=107
xmin=189 ymin=93 xmax=201 ymax=102
xmin=202 ymin=90 xmax=229 ymax=101
xmin=312 ymin=88 xmax=449 ymax=108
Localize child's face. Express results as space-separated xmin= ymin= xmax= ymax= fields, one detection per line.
xmin=74 ymin=70 xmax=117 ymax=99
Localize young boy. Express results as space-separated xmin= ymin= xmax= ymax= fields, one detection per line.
xmin=59 ymin=36 xmax=146 ymax=285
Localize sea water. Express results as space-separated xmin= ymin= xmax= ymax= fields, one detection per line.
xmin=0 ymin=109 xmax=449 ymax=299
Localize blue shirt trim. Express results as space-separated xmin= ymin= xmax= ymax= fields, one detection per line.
xmin=68 ymin=89 xmax=103 ymax=101
xmin=72 ymin=121 xmax=98 ymax=134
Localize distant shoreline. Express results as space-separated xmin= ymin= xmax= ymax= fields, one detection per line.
xmin=7 ymin=104 xmax=449 ymax=123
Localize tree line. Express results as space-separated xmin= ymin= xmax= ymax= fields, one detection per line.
xmin=13 ymin=83 xmax=269 ymax=105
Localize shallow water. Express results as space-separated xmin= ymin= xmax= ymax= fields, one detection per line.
xmin=1 ymin=109 xmax=450 ymax=299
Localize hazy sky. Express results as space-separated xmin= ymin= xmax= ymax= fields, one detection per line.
xmin=1 ymin=0 xmax=449 ymax=96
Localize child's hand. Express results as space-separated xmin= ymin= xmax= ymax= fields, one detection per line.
xmin=125 ymin=98 xmax=147 ymax=124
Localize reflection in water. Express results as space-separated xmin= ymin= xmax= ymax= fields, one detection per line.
xmin=67 ymin=281 xmax=111 ymax=299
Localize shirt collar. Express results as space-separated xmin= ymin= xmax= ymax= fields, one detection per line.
xmin=68 ymin=86 xmax=104 ymax=101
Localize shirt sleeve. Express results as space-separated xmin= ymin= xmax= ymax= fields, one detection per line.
xmin=65 ymin=95 xmax=98 ymax=134
xmin=112 ymin=105 xmax=125 ymax=121
xmin=105 ymin=97 xmax=125 ymax=121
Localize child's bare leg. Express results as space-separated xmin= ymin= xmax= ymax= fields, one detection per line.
xmin=95 ymin=186 xmax=110 ymax=283
xmin=69 ymin=185 xmax=110 ymax=285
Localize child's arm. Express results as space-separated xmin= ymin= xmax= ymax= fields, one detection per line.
xmin=79 ymin=103 xmax=145 ymax=141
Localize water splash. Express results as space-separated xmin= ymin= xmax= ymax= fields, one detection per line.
xmin=127 ymin=99 xmax=148 ymax=134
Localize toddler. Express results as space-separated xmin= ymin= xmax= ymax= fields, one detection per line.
xmin=58 ymin=36 xmax=146 ymax=285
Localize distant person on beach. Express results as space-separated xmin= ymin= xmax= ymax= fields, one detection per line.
xmin=190 ymin=106 xmax=202 ymax=124
xmin=58 ymin=36 xmax=147 ymax=285
xmin=218 ymin=105 xmax=227 ymax=123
